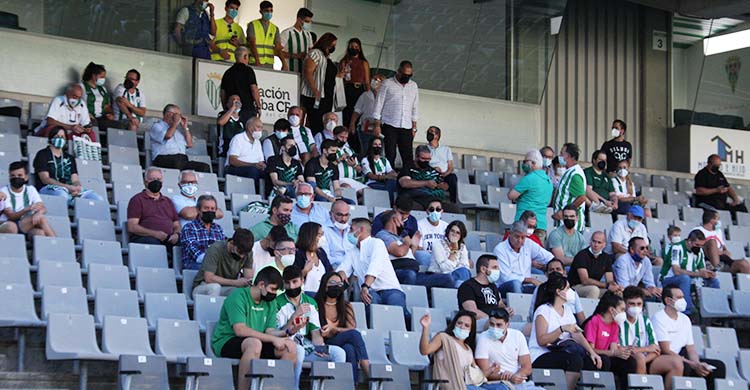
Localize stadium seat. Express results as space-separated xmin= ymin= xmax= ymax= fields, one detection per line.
xmin=359 ymin=329 xmax=392 ymax=365
xmin=431 ymin=287 xmax=459 ymax=319
xmin=464 ymin=232 xmax=482 ymax=251
xmin=645 ymin=301 xmax=664 ymax=316
xmin=0 ymin=234 xmax=28 ymax=261
xmin=737 ymin=212 xmax=750 ymax=227
xmin=740 ymin=351 xmax=750 ymax=381
xmin=239 ymin=211 xmax=267 ymax=230
xmin=113 ymin=181 xmax=141 ymax=204
xmin=652 ymin=175 xmax=676 ymax=192
xmin=646 ymin=218 xmax=671 ymax=239
xmin=724 ymin=241 xmax=747 ymax=260
xmin=0 ymin=283 xmax=43 ymax=326
xmin=715 ymin=272 xmax=735 ymax=293
xmin=46 ymin=313 xmax=110 ymax=365
xmin=73 ymin=198 xmax=110 ymax=221
xmin=0 ymin=150 xmax=23 ymax=170
xmin=80 ymin=178 xmax=108 ymax=202
xmin=692 ymin=326 xmax=706 ymax=357
xmin=249 ymin=359 xmax=297 ymax=387
xmin=682 ymin=207 xmax=703 ymax=223
xmin=127 ymin=243 xmax=168 ymax=274
xmin=27 ymin=137 xmax=50 ymax=171
xmin=656 ymin=204 xmax=679 ymax=222
xmin=402 ymin=284 xmax=429 ymax=310
xmin=463 ymin=155 xmax=489 ymax=173
xmin=182 ymin=269 xmax=197 ymax=303
xmin=579 ymin=370 xmax=616 ymax=390
xmin=106 ymin=128 xmax=138 ymax=148
xmin=579 ymin=298 xmax=598 ymax=317
xmin=27 ymin=102 xmax=49 ymax=129
xmin=454 ymin=169 xmax=470 ymax=184
xmin=110 ymin=163 xmax=144 ymax=184
xmin=145 ymin=293 xmax=189 ymax=330
xmin=87 ymin=264 xmax=130 ymax=298
xmin=371 ymin=304 xmax=407 ymax=332
xmin=737 ymin=274 xmax=750 ymax=291
xmin=94 ymin=288 xmax=140 ymax=326
xmin=715 ymin=379 xmax=748 ymax=390
xmin=728 ymin=226 xmax=750 ymax=242
xmin=665 ymin=191 xmax=690 ymax=208
xmin=475 ymin=170 xmax=501 ymax=192
xmin=631 ymin=173 xmax=648 ymax=191
xmin=492 ymin=157 xmax=516 ymax=174
xmin=102 ymin=316 xmax=154 ymax=357
xmin=0 ymin=258 xmax=31 ymax=286
xmin=441 ymin=212 xmax=467 ymax=226
xmin=230 ymin=193 xmax=263 ymax=214
xmin=193 ymin=295 xmax=225 ymax=332
xmin=117 ymin=354 xmax=169 ymax=390
xmin=589 ymin=212 xmax=612 ymax=231
xmin=135 ymin=267 xmax=178 ymax=300
xmin=225 ymin=174 xmax=256 ymax=196
xmin=39 ymin=194 xmax=69 ymax=217
xmin=369 ymin=363 xmax=411 ymax=389
xmin=44 ymin=215 xmax=72 ymax=239
xmin=155 ymin=319 xmax=204 ymax=363
xmin=76 ymin=218 xmax=116 ymax=244
xmin=108 ymin=146 xmax=140 ymax=165
xmin=0 ymin=115 xmax=20 ymax=135
xmin=627 ymin=374 xmax=664 ymax=390
xmin=82 ymin=239 xmax=123 ymax=270
xmin=532 ymin=368 xmax=567 ymax=390
xmin=41 ymin=286 xmax=88 ymax=320
xmin=33 ymin=236 xmax=75 ymax=265
xmin=508 ymin=293 xmax=533 ymax=321
xmin=706 ymin=327 xmax=740 ymax=356
xmin=184 ymin=356 xmax=235 ymax=389
xmin=672 ymin=376 xmax=706 ymax=390
xmin=487 ymin=186 xmax=510 ymax=207
xmin=196 ymin=172 xmax=219 ymax=192
xmin=499 ymin=202 xmax=517 ymax=231
xmin=411 ymin=307 xmax=446 ymax=335
xmin=503 ymin=173 xmax=521 ymax=189
xmin=718 ymin=210 xmax=733 ymax=226
xmin=705 ymin=349 xmax=741 ymax=380
xmin=351 ymin=301 xmax=368 ymax=330
xmin=215 ymin=211 xmax=235 ymax=237
xmin=389 ymin=331 xmax=430 ymax=370
xmin=0 ymin=133 xmax=20 ymax=151
xmin=677 ymin=178 xmax=695 ymax=193
xmin=699 ymin=288 xmax=734 ymax=318
xmin=731 ymin=290 xmax=750 ymax=317
xmin=363 ymin=188 xmax=391 ymax=213
xmin=187 ymin=139 xmax=208 ymax=156
xmin=75 ymin=158 xmax=104 ymax=181
xmin=37 ymin=260 xmax=81 ymax=289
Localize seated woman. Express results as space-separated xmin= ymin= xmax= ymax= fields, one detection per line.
xmin=360 ymin=137 xmax=398 ymax=204
xmin=429 ymin=220 xmax=472 ymax=288
xmin=294 ymin=222 xmax=333 ymax=296
xmin=529 ymin=273 xmax=602 ymax=390
xmin=33 ymin=128 xmax=105 ymax=203
xmin=315 ymin=272 xmax=370 ymax=382
xmin=80 ymin=61 xmax=119 ymax=134
xmin=612 ymin=160 xmax=652 ymax=217
xmin=583 ymin=292 xmax=635 ymax=383
xmin=419 ymin=310 xmax=509 ymax=390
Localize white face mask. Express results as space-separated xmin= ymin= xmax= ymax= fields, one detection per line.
xmin=526 ymin=228 xmax=534 ymax=235
xmin=67 ymin=98 xmax=79 ymax=108
xmin=371 ymin=79 xmax=380 ymax=90
xmin=561 ymin=289 xmax=575 ymax=302
xmin=618 ymin=168 xmax=629 ymax=178
xmin=614 ymin=311 xmax=627 ymax=325
xmin=670 ymin=235 xmax=682 ymax=244
xmin=542 ymin=158 xmax=552 ymax=168
xmin=288 ymin=115 xmax=301 ymax=127
xmin=611 ymin=128 xmax=621 ymax=138
xmin=334 ymin=221 xmax=349 ymax=231
xmin=672 ymin=298 xmax=688 ymax=312
xmin=325 ymin=120 xmax=337 ymax=132
xmin=280 ymin=254 xmax=296 ymax=267
xmin=318 ymin=235 xmax=328 ymax=250
xmin=252 ymin=131 xmax=263 ymax=140
xmin=96 ymin=77 xmax=106 ymax=87
xmin=626 ymin=306 xmax=642 ymax=318
xmin=555 ymin=167 xmax=566 ymax=176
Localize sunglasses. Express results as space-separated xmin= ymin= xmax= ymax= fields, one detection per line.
xmin=637 ymin=246 xmax=648 ymax=250
xmin=427 ymin=207 xmax=442 ymax=212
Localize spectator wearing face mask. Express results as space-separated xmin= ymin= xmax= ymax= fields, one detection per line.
xmin=172 ymin=170 xmax=225 ymax=228
xmin=509 ymin=149 xmax=553 ymax=232
xmin=425 ymin=126 xmax=459 ymax=203
xmin=247 ymin=0 xmax=285 ymax=69
xmin=249 ymin=195 xmax=299 ymax=243
xmin=314 ymin=112 xmax=339 ymax=147
xmin=398 ymin=145 xmax=460 ymax=213
xmin=0 ymin=161 xmax=56 ymax=237
xmin=338 ymin=38 xmax=371 ymax=153
xmin=475 ymin=308 xmax=532 ymax=385
xmin=539 ymin=146 xmax=557 ymax=186
xmin=361 ymin=137 xmax=398 ymax=203
xmin=305 ymin=139 xmax=355 ymax=205
xmin=332 ymin=126 xmax=367 ymax=195
xmin=226 ymin=117 xmax=266 ymax=191
xmin=612 ymin=160 xmax=652 ymax=217
xmin=267 ymin=136 xmax=305 ymax=198
xmin=210 ymin=0 xmax=245 ymax=62
xmin=600 ymin=119 xmax=632 ymax=174
xmin=217 ymin=94 xmax=245 ymax=157
xmin=293 ymin=222 xmax=333 ymax=296
xmin=79 ymin=62 xmax=119 ymax=133
xmin=613 ymin=237 xmax=661 ymax=299
xmin=150 ymin=104 xmax=211 ymax=172
xmin=546 ymin=205 xmax=586 ymax=266
xmin=569 ymin=231 xmax=621 ymax=299
xmin=252 ymin=226 xmax=291 ymax=275
xmin=113 ymin=69 xmax=147 ymax=131
xmin=302 ymin=33 xmax=339 ymax=134
xmin=659 ymin=230 xmax=718 ymax=315
xmin=34 ymin=84 xmax=92 ymax=139
xmin=192 ymin=229 xmax=254 ymax=298
xmin=287 ymin=106 xmax=318 ymax=164
xmin=458 ymin=254 xmax=515 ymax=330
xmin=181 ymin=195 xmax=227 ymax=271
xmin=690 ymin=209 xmax=750 ymax=274
xmin=552 ymin=143 xmax=587 ymax=232
xmin=127 ymin=168 xmax=181 ymax=247
xmin=280 ymin=8 xmax=314 ymax=74
xmin=694 ymin=154 xmax=748 ymax=214
xmin=291 ymin=182 xmax=329 ymax=227
xmin=502 ymin=210 xmax=544 ymax=247
xmin=350 ymin=74 xmax=386 ymax=151
xmin=263 ymin=119 xmax=295 ymax=162
xmin=429 ymin=220 xmax=473 ymax=288
xmin=606 ymin=205 xmax=649 ymax=256
xmin=584 ymin=150 xmax=618 ymax=214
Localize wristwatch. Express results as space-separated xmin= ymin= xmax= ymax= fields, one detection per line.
xmin=360 ymin=283 xmax=370 ymax=290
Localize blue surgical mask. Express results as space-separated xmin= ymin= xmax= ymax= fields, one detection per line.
xmin=489 ymin=327 xmax=506 ymax=340
xmin=452 ymin=327 xmax=470 ymax=341
xmin=542 ymin=158 xmax=552 ymax=168
xmin=228 ymin=9 xmax=238 ymax=19
xmin=96 ymin=77 xmax=106 ymax=87
xmin=488 ymin=269 xmax=500 ymax=283
xmin=262 ymin=11 xmax=273 ymax=21
xmin=276 ymin=131 xmax=288 ymax=139
xmin=180 ymin=183 xmax=198 ymax=197
xmin=632 ymin=252 xmax=642 ymax=263
xmin=428 ymin=211 xmax=441 ymax=223
xmin=302 ymin=22 xmax=312 ymax=31
xmin=715 ymin=220 xmax=722 ymax=231
xmin=346 ymin=232 xmax=358 ymax=245
xmin=627 ymin=219 xmax=640 ymax=230
xmin=296 ymin=195 xmax=311 ymax=209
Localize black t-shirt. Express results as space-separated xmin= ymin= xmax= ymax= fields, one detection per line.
xmin=568 ymin=248 xmax=614 ymax=286
xmin=268 ymin=155 xmax=303 ymax=183
xmin=398 ymin=162 xmax=444 ymax=198
xmin=457 ymin=278 xmax=501 ymax=314
xmin=694 ymin=166 xmax=729 ymax=209
xmin=599 ymin=139 xmax=633 ymax=172
xmin=304 ymin=158 xmax=339 ymax=191
xmin=220 ymin=63 xmax=258 ymax=110
xmin=33 ymin=147 xmax=78 ymax=189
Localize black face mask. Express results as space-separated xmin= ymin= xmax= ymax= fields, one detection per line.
xmin=563 ymin=219 xmax=576 ymax=229
xmin=596 ymin=161 xmax=606 ymax=170
xmin=9 ymin=177 xmax=26 ymax=189
xmin=200 ymin=211 xmax=216 ymax=224
xmin=372 ymin=146 xmax=382 ymax=155
xmin=147 ymin=180 xmax=162 ymax=193
xmin=124 ymin=78 xmax=135 ymax=90
xmin=690 ymin=246 xmax=701 ymax=255
xmin=396 ymin=225 xmax=405 ymax=236
xmin=286 ymin=145 xmax=298 ymax=157
xmin=347 ymin=48 xmax=358 ymax=56
xmin=711 ymin=164 xmax=721 ymax=173
xmin=231 ymin=251 xmax=243 ymax=261
xmin=286 ymin=286 xmax=302 ymax=298
xmin=261 ymin=290 xmax=277 ymax=302
xmin=397 ymin=74 xmax=412 ymax=84
xmin=326 ymin=285 xmax=343 ymax=298
xmin=327 ymin=153 xmax=338 ymax=163
xmin=328 ymin=46 xmax=336 ymax=54
xmin=337 ymin=140 xmax=346 ymax=147
xmin=417 ymin=160 xmax=430 ymax=169
xmin=426 ymin=132 xmax=435 ymax=142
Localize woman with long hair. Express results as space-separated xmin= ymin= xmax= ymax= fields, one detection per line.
xmin=419 ymin=310 xmax=508 ymax=390
xmin=529 ymin=273 xmax=602 ymax=390
xmin=294 ymin=222 xmax=333 ymax=296
xmin=301 ymin=32 xmax=338 ymax=134
xmin=612 ymin=160 xmax=652 ymax=217
xmin=338 ymin=37 xmax=371 ymax=153
xmin=360 ymin=137 xmax=398 ymax=203
xmin=315 ymin=271 xmax=369 ymax=381
xmin=429 ymin=221 xmax=472 ymax=288
xmin=80 ymin=62 xmax=118 ymax=134
xmin=583 ymin=292 xmax=632 ymax=378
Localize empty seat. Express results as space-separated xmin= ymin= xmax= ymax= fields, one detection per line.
xmin=117 ymin=354 xmax=169 ymax=390
xmin=0 ymin=283 xmax=44 ymax=327
xmin=102 ymin=316 xmax=154 ymax=356
xmin=41 ymin=286 xmax=88 ymax=320
xmin=491 ymin=157 xmax=516 ymax=174
xmin=402 ymin=284 xmax=428 ymax=310
xmin=0 ymin=116 xmax=20 ymax=135
xmin=487 ymin=186 xmax=510 ymax=207
xmin=455 ymin=169 xmax=470 ymax=184
xmin=740 ymin=351 xmax=750 ymax=382
xmin=75 ymin=158 xmax=104 ymax=181
xmin=715 ymin=272 xmax=734 ymax=292
xmin=230 ymin=193 xmax=263 ymax=214
xmin=474 ymin=170 xmax=501 ymax=192
xmin=184 ymin=356 xmax=234 ymax=389
xmin=677 ymin=177 xmax=695 ymax=192
xmin=652 ymin=175 xmax=676 ymax=192
xmin=457 ymin=183 xmax=496 ymax=211
xmin=499 ymin=203 xmax=517 ymax=230
xmin=630 ymin=173 xmax=648 ymax=191
xmin=579 ymin=298 xmax=598 ymax=317
xmin=239 ymin=211 xmax=267 ymax=230
xmin=196 ymin=172 xmax=219 ymax=192
xmin=351 ymin=301 xmax=368 ymax=330
xmin=589 ymin=212 xmax=612 ymax=231
xmin=627 ymin=374 xmax=665 ymax=390
xmin=485 ymin=233 xmax=502 ymax=252
xmin=145 ymin=293 xmax=189 ymax=329
xmin=37 ymin=260 xmax=82 ymax=289
xmin=110 ymin=163 xmax=143 ymax=184
xmin=247 ymin=359 xmax=295 ymax=388
xmin=706 ymin=327 xmax=739 ymax=356
xmin=40 ymin=194 xmax=69 ymax=217
xmin=389 ymin=331 xmax=430 ymax=370
xmin=431 ymin=287 xmax=459 ymax=318
xmin=82 ymin=239 xmax=123 ymax=269
xmin=0 ymin=234 xmax=28 ymax=261
xmin=463 ymin=155 xmax=488 ymax=173
xmin=45 ymin=215 xmax=73 ymax=239
xmin=77 ymin=218 xmax=116 ymax=244
xmin=579 ymin=370 xmax=616 ymax=390
xmin=193 ymin=295 xmax=225 ymax=332
xmin=359 ymin=329 xmax=392 ymax=365
xmin=682 ymin=207 xmax=703 ymax=223
xmin=94 ymin=288 xmax=140 ymax=326
xmin=0 ymin=133 xmax=21 ymax=154
xmin=225 ymin=174 xmax=256 ymax=195
xmin=107 ymin=128 xmax=138 ymax=148
xmin=33 ymin=236 xmax=75 ymax=265
xmin=187 ymin=138 xmax=208 ymax=155
xmin=729 ymin=226 xmax=750 ymax=242
xmin=724 ymin=241 xmax=747 ymax=260
xmin=503 ymin=173 xmax=521 ymax=189
xmin=666 ymin=191 xmax=690 ymax=208
xmin=108 ymin=146 xmax=140 ymax=165
xmin=464 ymin=232 xmax=482 ymax=251
xmin=672 ymin=377 xmax=706 ymax=390
xmin=310 ymin=361 xmax=355 ymax=389
xmin=533 ymin=368 xmax=567 ymax=390
xmin=731 ymin=290 xmax=750 ymax=316
xmin=215 ymin=211 xmax=235 ymax=237
xmin=737 ymin=212 xmax=750 ymax=227
xmin=136 ymin=267 xmax=177 ymax=300
xmin=0 ymin=258 xmax=31 ymax=286
xmin=80 ymin=178 xmax=108 ymax=202
xmin=508 ymin=293 xmax=533 ymax=321
xmin=699 ymin=288 xmax=734 ymax=318
xmin=87 ymin=264 xmax=130 ymax=298
xmin=127 ymin=243 xmax=168 ymax=274
xmin=714 ymin=379 xmax=747 ymax=390
xmin=737 ymin=274 xmax=750 ymax=291
xmin=155 ymin=319 xmax=204 ymax=363
xmin=73 ymin=198 xmax=110 ymax=221
xmin=645 ymin=301 xmax=664 ymax=316
xmin=113 ymin=181 xmax=141 ymax=204
xmin=370 ymin=304 xmax=406 ymax=332
xmin=46 ymin=313 xmax=110 ymax=361
xmin=369 ymin=363 xmax=411 ymax=390
xmin=363 ymin=188 xmax=391 ymax=212
xmin=410 ymin=307 xmax=446 ymax=335
xmin=656 ymin=204 xmax=679 ymax=222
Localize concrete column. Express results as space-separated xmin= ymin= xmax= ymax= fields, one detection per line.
xmin=640 ymin=8 xmax=671 ymax=169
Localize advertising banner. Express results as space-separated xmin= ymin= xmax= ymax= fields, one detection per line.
xmin=690 ymin=125 xmax=747 ymax=179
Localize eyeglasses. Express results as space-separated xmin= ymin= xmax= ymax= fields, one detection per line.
xmin=275 ymin=247 xmax=296 ymax=254
xmin=427 ymin=207 xmax=442 ymax=212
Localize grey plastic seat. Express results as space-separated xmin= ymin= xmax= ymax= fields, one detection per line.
xmin=0 ymin=234 xmax=28 ymax=261
xmin=499 ymin=202 xmax=517 ymax=230
xmin=492 ymin=157 xmax=516 ymax=174
xmin=533 ymin=368 xmax=567 ymax=390
xmin=740 ymin=351 xmax=750 ymax=381
xmin=193 ymin=295 xmax=225 ymax=332
xmin=738 ymin=274 xmax=750 ymax=291
xmin=677 ymin=178 xmax=696 ymax=192
xmin=113 ymin=181 xmax=141 ymax=204
xmin=33 ymin=236 xmax=75 ymax=265
xmin=45 ymin=215 xmax=72 ymax=239
xmin=0 ymin=258 xmax=31 ymax=286
xmin=487 ymin=186 xmax=510 ymax=207
xmin=485 ymin=233 xmax=502 ymax=252
xmin=158 ymin=168 xmax=180 ymax=188
xmin=628 ymin=374 xmax=664 ymax=390
xmin=714 ymin=379 xmax=747 ymax=390
xmin=37 ymin=260 xmax=82 ymax=290
xmin=310 ymin=361 xmax=354 ymax=390
xmin=363 ymin=188 xmax=391 ymax=213
xmin=430 ymin=287 xmax=459 ymax=319
xmin=673 ymin=376 xmax=707 ymax=390
xmin=102 ymin=315 xmax=154 ymax=356
xmin=737 ymin=213 xmax=750 ymax=227
xmin=457 ymin=183 xmax=496 ymax=211
xmin=87 ymin=264 xmax=130 ymax=298
xmin=503 ymin=172 xmax=522 ymax=189
xmin=692 ymin=326 xmax=706 ymax=356
xmin=369 ymin=363 xmax=411 ymax=390
xmin=225 ymin=173 xmax=256 ymax=196
xmin=463 ymin=155 xmax=488 ymax=173
xmin=239 ymin=212 xmax=268 ymax=230
xmin=389 ymin=331 xmax=430 ymax=370
xmin=77 ymin=218 xmax=116 ymax=244
xmin=682 ymin=207 xmax=703 ymax=223
xmin=82 ymin=239 xmax=123 ymax=270
xmin=454 ymin=169 xmax=470 ymax=184
xmin=110 ymin=163 xmax=143 ymax=184
xmin=359 ymin=329 xmax=392 ymax=365
xmin=705 ymin=349 xmax=741 ymax=380
xmin=464 ymin=232 xmax=482 ymax=252
xmin=475 ymin=170 xmax=501 ymax=192
xmin=182 ymin=269 xmax=198 ymax=303
xmin=108 ymin=146 xmax=140 ymax=165
xmin=247 ymin=359 xmax=295 ymax=389
xmin=136 ymin=267 xmax=178 ymax=300
xmin=0 ymin=283 xmax=44 ymax=327
xmin=724 ymin=241 xmax=747 ymax=260
xmin=94 ymin=288 xmax=140 ymax=326
xmin=410 ymin=307 xmax=446 ymax=335
xmin=0 ymin=133 xmax=21 ymax=153
xmin=145 ymin=293 xmax=189 ymax=330
xmin=700 ymin=287 xmax=734 ymax=318
xmin=155 ymin=318 xmax=204 ymax=363
xmin=107 ymin=128 xmax=138 ymax=148
xmin=579 ymin=370 xmax=616 ymax=390
xmin=27 ymin=137 xmax=51 ymax=170
xmin=402 ymin=284 xmax=428 ymax=310
xmin=187 ymin=138 xmax=208 ymax=155
xmin=508 ymin=293 xmax=533 ymax=321
xmin=441 ymin=213 xmax=467 ymax=225
xmin=666 ymin=191 xmax=690 ymax=208
xmin=370 ymin=304 xmax=406 ymax=332
xmin=732 ymin=290 xmax=750 ymax=316
xmin=196 ymin=172 xmax=219 ymax=192
xmin=118 ymin=354 xmax=169 ymax=390
xmin=589 ymin=212 xmax=612 ymax=231
xmin=631 ymin=173 xmax=649 ymax=192
xmin=350 ymin=205 xmax=369 ymax=219
xmin=230 ymin=193 xmax=263 ymax=215
xmin=75 ymin=158 xmax=104 ymax=181
xmin=215 ymin=212 xmax=235 ymax=237
xmin=39 ymin=194 xmax=69 ymax=217
xmin=0 ymin=116 xmax=21 ymax=135
xmin=74 ymin=198 xmax=111 ymax=221
xmin=652 ymin=175 xmax=676 ymax=192
xmin=706 ymin=327 xmax=740 ymax=356
xmin=127 ymin=243 xmax=168 ymax=274
xmin=351 ymin=301 xmax=368 ymax=330
xmin=46 ymin=313 xmax=110 ymax=361
xmin=184 ymin=356 xmax=235 ymax=390
xmin=41 ymin=286 xmax=88 ymax=320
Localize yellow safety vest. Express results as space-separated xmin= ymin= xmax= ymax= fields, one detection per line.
xmin=211 ymin=19 xmax=245 ymax=62
xmin=250 ymin=19 xmax=277 ymax=65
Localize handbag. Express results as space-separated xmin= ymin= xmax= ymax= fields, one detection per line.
xmin=72 ymin=134 xmax=102 ymax=161
xmin=464 ymin=363 xmax=487 ymax=386
xmin=548 ymin=338 xmax=587 ymax=358
xmin=333 ymin=77 xmax=347 ymax=111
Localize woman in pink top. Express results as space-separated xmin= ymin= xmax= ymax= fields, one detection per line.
xmin=583 ymin=292 xmax=633 ymax=380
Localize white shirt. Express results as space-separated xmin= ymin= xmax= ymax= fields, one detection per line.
xmin=612 ymin=176 xmax=637 ymax=196
xmin=651 ymin=309 xmax=694 ymax=354
xmin=150 ymin=120 xmax=188 ymax=158
xmin=353 ymin=91 xmax=377 ymax=127
xmin=494 ymin=239 xmax=555 ymax=284
xmin=313 ymin=130 xmax=335 ymax=149
xmin=475 ymin=328 xmax=530 ymax=374
xmin=303 ymin=260 xmax=326 ymax=293
xmin=373 ymin=77 xmax=419 ymax=129
xmin=417 ymin=218 xmax=447 ymax=253
xmin=79 ymin=82 xmax=108 ymax=117
xmin=606 ymin=219 xmax=650 ymax=254
xmin=36 ymin=95 xmax=91 ymax=133
xmin=428 ymin=145 xmax=453 ymax=173
xmin=226 ymin=132 xmax=264 ymax=166
xmin=252 ymin=241 xmax=275 ymax=271
xmin=336 ymin=236 xmax=403 ymax=292
xmin=291 ymin=126 xmax=316 ymax=155
xmin=171 ymin=193 xmax=196 ymax=228
xmin=112 ymin=84 xmax=146 ymax=120
xmin=0 ymin=185 xmax=43 ymax=222
xmin=361 ymin=156 xmax=393 ymax=185
xmin=276 ymin=299 xmax=320 ymax=338
xmin=529 ymin=304 xmax=577 ymax=361
xmin=691 ymin=226 xmax=725 ymax=250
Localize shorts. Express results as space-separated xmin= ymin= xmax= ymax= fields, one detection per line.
xmin=220 ymin=336 xmax=277 ymax=359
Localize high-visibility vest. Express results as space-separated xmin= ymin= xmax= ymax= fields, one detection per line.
xmin=250 ymin=19 xmax=277 ymax=65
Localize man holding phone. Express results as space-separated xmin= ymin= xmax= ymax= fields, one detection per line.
xmin=273 ymin=265 xmax=346 ymax=385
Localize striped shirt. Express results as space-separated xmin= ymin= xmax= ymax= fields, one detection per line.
xmin=373 ymin=77 xmax=419 ymax=129
xmin=300 ymin=49 xmax=327 ymax=99
xmin=612 ymin=176 xmax=636 ymax=196
xmin=553 ymin=164 xmax=586 ymax=231
xmin=291 ymin=126 xmax=315 ymax=155
xmin=619 ymin=314 xmax=656 ymax=348
xmin=113 ymin=84 xmax=146 ymax=121
xmin=336 ymin=142 xmax=359 ymax=179
xmin=279 ymin=26 xmax=312 ymax=73
xmin=361 ymin=156 xmax=393 ymax=185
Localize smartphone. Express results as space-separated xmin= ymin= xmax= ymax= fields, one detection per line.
xmin=704 ymin=364 xmax=717 ymax=371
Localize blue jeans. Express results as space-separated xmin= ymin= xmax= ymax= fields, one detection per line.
xmin=395 ymin=270 xmax=454 ymax=289
xmin=308 ymin=182 xmax=356 ymax=205
xmin=225 ymin=165 xmax=263 ymax=194
xmin=326 ymin=329 xmax=368 ymax=382
xmin=662 ymin=274 xmax=720 ymax=314
xmin=468 ymin=383 xmax=510 ymax=390
xmin=367 ymin=179 xmax=397 ymax=204
xmin=40 ymin=185 xmax=104 ymax=203
xmin=451 ymin=267 xmax=472 ymax=288
xmin=414 ymin=250 xmax=432 ymax=270
xmin=497 ymin=280 xmax=536 ymax=297
xmin=368 ymin=288 xmax=409 ymax=326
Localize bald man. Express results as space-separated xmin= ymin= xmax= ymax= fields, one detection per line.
xmin=35 ymin=83 xmax=93 ymax=139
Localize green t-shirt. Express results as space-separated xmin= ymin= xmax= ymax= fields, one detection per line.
xmin=583 ymin=166 xmax=615 ymax=200
xmin=194 ymin=241 xmax=253 ymax=288
xmin=546 ymin=226 xmax=586 ymax=258
xmin=211 ymin=287 xmax=278 ymax=356
xmin=513 ymin=170 xmax=554 ymax=230
xmin=249 ymin=217 xmax=299 ymax=242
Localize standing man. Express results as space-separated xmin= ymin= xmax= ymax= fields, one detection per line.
xmin=373 ymin=60 xmax=419 ymax=167
xmin=552 ymin=143 xmax=587 ymax=231
xmin=174 ymin=0 xmax=216 ymax=59
xmin=113 ymin=69 xmax=147 ymax=131
xmin=694 ymin=154 xmax=748 ymax=214
xmin=508 ymin=149 xmax=553 ymax=233
xmin=279 ymin=8 xmax=314 ymax=74
xmin=425 ymin=126 xmax=458 ymax=203
xmin=220 ymin=46 xmax=261 ymax=125
xmin=210 ymin=0 xmax=245 ymax=62
xmin=600 ymin=119 xmax=632 ymax=173
xmin=246 ymin=1 xmax=286 ymax=69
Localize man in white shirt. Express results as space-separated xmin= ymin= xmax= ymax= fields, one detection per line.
xmin=290 ymin=182 xmax=329 ymax=227
xmin=349 ymin=74 xmax=385 ymax=150
xmin=607 ymin=205 xmax=650 ymax=255
xmin=425 ymin=126 xmax=458 ymax=203
xmin=652 ymin=284 xmax=726 ymax=388
xmin=475 ymin=308 xmax=531 ymax=384
xmin=373 ymin=60 xmax=419 ymax=166
xmin=287 ymin=106 xmax=318 ymax=164
xmin=322 ymin=200 xmax=355 ymax=269
xmin=494 ymin=220 xmax=554 ymax=295
xmin=113 ymin=69 xmax=147 ymax=131
xmin=34 ymin=83 xmax=92 ymax=138
xmin=613 ymin=237 xmax=661 ymax=298
xmin=172 ymin=170 xmax=224 ymax=228
xmin=226 ymin=116 xmax=266 ymax=191
xmin=692 ymin=209 xmax=750 ymax=274
xmin=336 ymin=218 xmax=408 ymax=323
xmin=0 ymin=161 xmax=55 ymax=237
xmin=150 ymin=104 xmax=210 ymax=172
xmin=313 ymin=113 xmax=338 ymax=147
